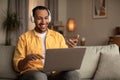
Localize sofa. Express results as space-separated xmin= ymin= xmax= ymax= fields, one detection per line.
xmin=0 ymin=46 xmax=18 ymax=80
xmin=0 ymin=44 xmax=120 ymax=80
xmin=75 ymin=44 xmax=120 ymax=80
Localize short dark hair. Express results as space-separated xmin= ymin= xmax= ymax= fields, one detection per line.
xmin=32 ymin=6 xmax=49 ymax=17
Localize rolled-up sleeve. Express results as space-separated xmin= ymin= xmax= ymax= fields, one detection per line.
xmin=13 ymin=35 xmax=26 ymax=72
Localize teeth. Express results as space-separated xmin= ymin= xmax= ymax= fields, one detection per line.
xmin=41 ymin=25 xmax=45 ymax=27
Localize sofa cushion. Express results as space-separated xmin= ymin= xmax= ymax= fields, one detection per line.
xmin=0 ymin=46 xmax=18 ymax=79
xmin=75 ymin=44 xmax=120 ymax=79
xmin=93 ymin=53 xmax=120 ymax=79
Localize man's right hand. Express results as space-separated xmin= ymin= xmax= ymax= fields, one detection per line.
xmin=25 ymin=54 xmax=44 ymax=61
xmin=18 ymin=54 xmax=44 ymax=71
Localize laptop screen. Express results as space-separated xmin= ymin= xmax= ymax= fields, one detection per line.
xmin=43 ymin=48 xmax=86 ymax=72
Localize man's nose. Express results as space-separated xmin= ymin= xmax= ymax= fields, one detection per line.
xmin=41 ymin=19 xmax=46 ymax=23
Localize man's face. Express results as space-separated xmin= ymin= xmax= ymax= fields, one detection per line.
xmin=34 ymin=9 xmax=49 ymax=33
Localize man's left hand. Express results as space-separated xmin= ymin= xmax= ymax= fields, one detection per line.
xmin=66 ymin=34 xmax=80 ymax=48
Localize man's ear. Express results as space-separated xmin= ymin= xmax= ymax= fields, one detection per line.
xmin=48 ymin=9 xmax=51 ymax=22
xmin=30 ymin=11 xmax=34 ymax=23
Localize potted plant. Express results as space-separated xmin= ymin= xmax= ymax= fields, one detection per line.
xmin=2 ymin=12 xmax=20 ymax=45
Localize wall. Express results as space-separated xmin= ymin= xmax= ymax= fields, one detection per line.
xmin=64 ymin=0 xmax=120 ymax=45
xmin=0 ymin=0 xmax=45 ymax=45
xmin=0 ymin=0 xmax=120 ymax=46
xmin=58 ymin=0 xmax=67 ymax=36
xmin=58 ymin=0 xmax=67 ymax=26
xmin=0 ymin=0 xmax=8 ymax=45
xmin=28 ymin=0 xmax=45 ymax=30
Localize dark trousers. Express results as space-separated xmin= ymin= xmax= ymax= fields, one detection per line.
xmin=19 ymin=70 xmax=80 ymax=80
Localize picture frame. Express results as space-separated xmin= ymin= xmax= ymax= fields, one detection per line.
xmin=92 ymin=0 xmax=107 ymax=18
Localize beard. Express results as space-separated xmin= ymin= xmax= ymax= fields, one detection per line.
xmin=35 ymin=23 xmax=48 ymax=33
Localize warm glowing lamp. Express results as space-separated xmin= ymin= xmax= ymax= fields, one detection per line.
xmin=66 ymin=18 xmax=76 ymax=32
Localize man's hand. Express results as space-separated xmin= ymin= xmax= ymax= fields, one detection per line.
xmin=25 ymin=54 xmax=44 ymax=61
xmin=66 ymin=34 xmax=80 ymax=48
xmin=18 ymin=54 xmax=44 ymax=71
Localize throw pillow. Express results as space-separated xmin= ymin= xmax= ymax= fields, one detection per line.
xmin=94 ymin=53 xmax=120 ymax=79
xmin=76 ymin=44 xmax=120 ymax=79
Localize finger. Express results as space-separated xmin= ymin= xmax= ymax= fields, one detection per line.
xmin=69 ymin=39 xmax=78 ymax=46
xmin=36 ymin=54 xmax=44 ymax=59
xmin=33 ymin=54 xmax=43 ymax=60
xmin=66 ymin=39 xmax=74 ymax=47
xmin=66 ymin=42 xmax=73 ymax=48
xmin=27 ymin=54 xmax=43 ymax=60
xmin=31 ymin=55 xmax=38 ymax=60
xmin=69 ymin=39 xmax=75 ymax=45
xmin=74 ymin=34 xmax=80 ymax=39
xmin=27 ymin=54 xmax=35 ymax=60
xmin=73 ymin=39 xmax=78 ymax=43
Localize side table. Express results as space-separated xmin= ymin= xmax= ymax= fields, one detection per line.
xmin=108 ymin=36 xmax=120 ymax=47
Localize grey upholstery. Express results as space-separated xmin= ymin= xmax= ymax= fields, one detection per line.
xmin=0 ymin=46 xmax=96 ymax=80
xmin=0 ymin=46 xmax=18 ymax=80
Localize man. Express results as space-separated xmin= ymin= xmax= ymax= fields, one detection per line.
xmin=13 ymin=6 xmax=80 ymax=80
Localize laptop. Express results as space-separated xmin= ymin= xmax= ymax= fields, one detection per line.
xmin=43 ymin=48 xmax=86 ymax=72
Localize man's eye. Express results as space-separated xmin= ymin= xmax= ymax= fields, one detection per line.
xmin=45 ymin=17 xmax=49 ymax=20
xmin=36 ymin=17 xmax=42 ymax=20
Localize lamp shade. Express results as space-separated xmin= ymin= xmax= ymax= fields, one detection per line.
xmin=66 ymin=18 xmax=76 ymax=32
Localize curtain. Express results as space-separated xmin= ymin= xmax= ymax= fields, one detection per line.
xmin=45 ymin=0 xmax=58 ymax=25
xmin=7 ymin=0 xmax=29 ymax=46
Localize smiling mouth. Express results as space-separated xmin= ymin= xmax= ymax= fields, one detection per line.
xmin=40 ymin=24 xmax=47 ymax=29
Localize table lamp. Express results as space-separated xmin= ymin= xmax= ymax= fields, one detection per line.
xmin=66 ymin=18 xmax=76 ymax=32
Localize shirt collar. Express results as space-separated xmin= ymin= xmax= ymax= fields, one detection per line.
xmin=33 ymin=28 xmax=53 ymax=37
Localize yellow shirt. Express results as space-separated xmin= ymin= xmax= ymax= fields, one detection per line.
xmin=13 ymin=29 xmax=68 ymax=74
